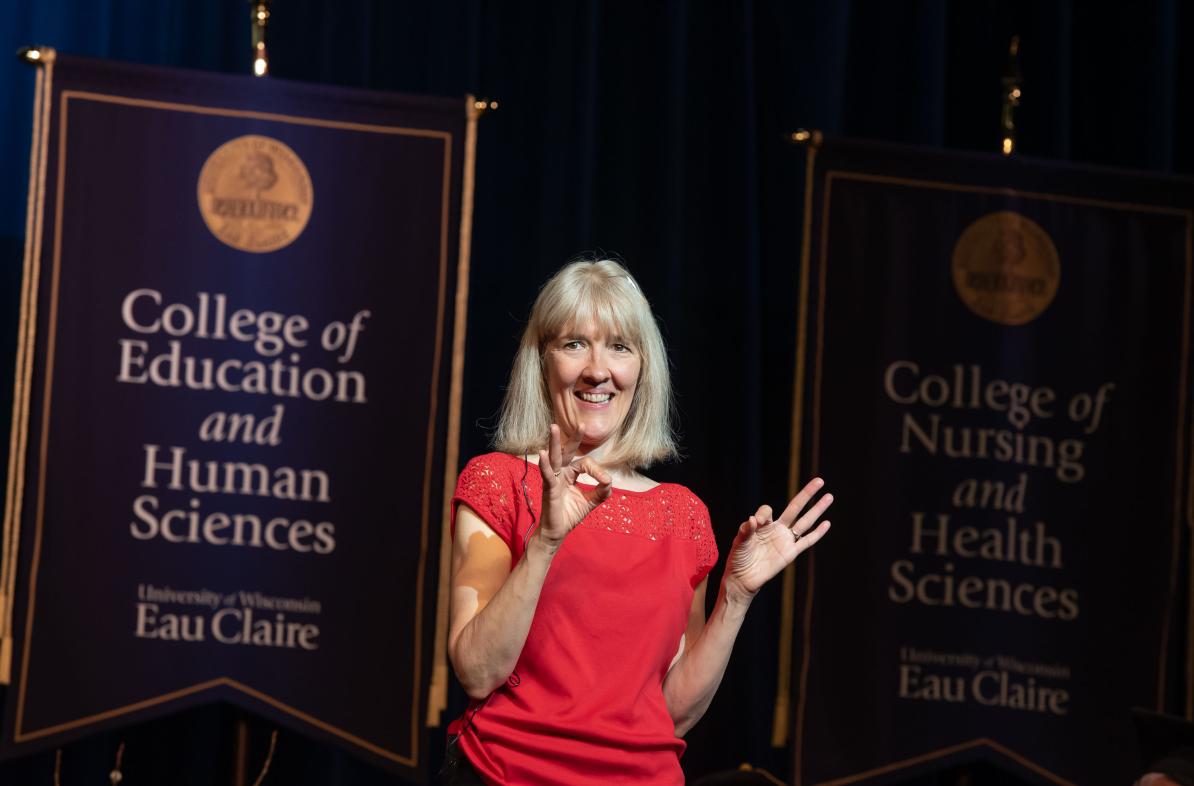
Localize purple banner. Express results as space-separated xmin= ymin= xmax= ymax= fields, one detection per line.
xmin=791 ymin=139 xmax=1194 ymax=786
xmin=2 ymin=54 xmax=472 ymax=780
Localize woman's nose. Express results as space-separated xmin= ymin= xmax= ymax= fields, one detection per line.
xmin=583 ymin=353 xmax=610 ymax=383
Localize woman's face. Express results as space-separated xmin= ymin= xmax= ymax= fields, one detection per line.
xmin=544 ymin=321 xmax=641 ymax=453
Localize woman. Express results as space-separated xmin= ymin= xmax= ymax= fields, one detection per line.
xmin=444 ymin=258 xmax=832 ymax=785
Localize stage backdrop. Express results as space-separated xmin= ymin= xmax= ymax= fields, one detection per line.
xmin=788 ymin=138 xmax=1194 ymax=785
xmin=0 ymin=52 xmax=475 ymax=781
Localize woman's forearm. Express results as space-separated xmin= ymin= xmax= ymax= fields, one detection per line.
xmin=450 ymin=532 xmax=560 ymax=699
xmin=662 ymin=582 xmax=753 ymax=736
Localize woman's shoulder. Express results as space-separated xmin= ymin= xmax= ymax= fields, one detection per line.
xmin=456 ymin=452 xmax=529 ymax=489
xmin=461 ymin=451 xmax=527 ymax=473
xmin=453 ymin=453 xmax=531 ymax=532
xmin=640 ymin=482 xmax=717 ymax=571
xmin=654 ymin=482 xmax=708 ymax=513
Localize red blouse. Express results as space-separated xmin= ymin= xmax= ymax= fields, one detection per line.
xmin=449 ymin=452 xmax=718 ymax=785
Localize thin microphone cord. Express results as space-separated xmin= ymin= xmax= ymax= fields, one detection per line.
xmin=520 ymin=453 xmax=539 ymax=548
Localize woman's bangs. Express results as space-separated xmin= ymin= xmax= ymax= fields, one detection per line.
xmin=544 ymin=287 xmax=643 ymax=349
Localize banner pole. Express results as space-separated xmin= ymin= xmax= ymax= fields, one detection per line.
xmin=1187 ymin=475 xmax=1194 ymax=718
xmin=426 ymin=95 xmax=495 ymax=727
xmin=1186 ymin=217 xmax=1194 ymax=720
xmin=1 ymin=46 xmax=55 ymax=685
xmin=234 ymin=717 xmax=249 ymax=786
xmin=773 ymin=129 xmax=821 ymax=751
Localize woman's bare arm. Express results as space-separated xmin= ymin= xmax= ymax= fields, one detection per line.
xmin=661 ymin=579 xmax=747 ymax=736
xmin=663 ymin=479 xmax=833 ymax=735
xmin=448 ymin=504 xmax=560 ymax=699
xmin=448 ymin=427 xmax=613 ymax=698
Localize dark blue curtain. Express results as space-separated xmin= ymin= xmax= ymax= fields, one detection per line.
xmin=0 ymin=1 xmax=1189 ymax=783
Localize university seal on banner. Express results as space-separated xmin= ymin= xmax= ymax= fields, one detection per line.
xmin=951 ymin=210 xmax=1060 ymax=326
xmin=197 ymin=135 xmax=313 ymax=253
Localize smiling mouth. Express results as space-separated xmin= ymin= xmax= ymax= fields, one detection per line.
xmin=576 ymin=391 xmax=613 ymax=404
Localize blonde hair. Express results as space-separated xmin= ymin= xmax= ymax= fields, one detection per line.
xmin=494 ymin=258 xmax=677 ymax=469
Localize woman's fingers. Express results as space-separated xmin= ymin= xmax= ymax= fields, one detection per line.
xmin=776 ymin=477 xmax=827 ymax=527
xmin=793 ymin=493 xmax=834 ymax=535
xmin=538 ymin=426 xmax=619 ymax=510
xmin=734 ymin=515 xmax=758 ymax=543
xmin=572 ymin=456 xmax=611 ymax=486
xmin=754 ymin=504 xmax=773 ymax=525
xmin=548 ymin=424 xmax=564 ymax=473
xmin=560 ymin=425 xmax=583 ymax=468
xmin=573 ymin=456 xmax=612 ymax=504
xmin=795 ymin=520 xmax=832 ymax=554
xmin=537 ymin=448 xmax=558 ymax=488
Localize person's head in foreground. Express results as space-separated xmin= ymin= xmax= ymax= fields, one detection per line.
xmin=495 ymin=256 xmax=675 ymax=470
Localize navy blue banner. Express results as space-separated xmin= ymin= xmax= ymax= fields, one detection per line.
xmin=791 ymin=139 xmax=1194 ymax=785
xmin=1 ymin=54 xmax=472 ymax=779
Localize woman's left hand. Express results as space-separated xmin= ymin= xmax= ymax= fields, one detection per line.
xmin=724 ymin=478 xmax=833 ymax=602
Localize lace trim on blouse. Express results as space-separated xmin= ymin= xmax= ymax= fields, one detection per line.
xmin=454 ymin=454 xmax=716 ymax=575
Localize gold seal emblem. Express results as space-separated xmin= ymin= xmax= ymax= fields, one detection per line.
xmin=951 ymin=210 xmax=1060 ymax=326
xmin=197 ymin=135 xmax=313 ymax=253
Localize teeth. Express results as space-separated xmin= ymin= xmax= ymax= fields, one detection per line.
xmin=578 ymin=392 xmax=612 ymax=403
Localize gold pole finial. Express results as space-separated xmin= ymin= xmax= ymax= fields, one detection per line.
xmin=785 ymin=128 xmax=823 ymax=146
xmin=1000 ymin=35 xmax=1022 ymax=156
xmin=17 ymin=46 xmax=56 ymax=66
xmin=250 ymin=1 xmax=272 ymax=77
xmin=472 ymin=98 xmax=500 ymax=115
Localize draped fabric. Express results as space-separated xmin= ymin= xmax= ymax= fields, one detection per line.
xmin=0 ymin=1 xmax=1191 ymax=783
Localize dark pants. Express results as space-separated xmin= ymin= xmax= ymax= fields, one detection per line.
xmin=439 ymin=738 xmax=486 ymax=786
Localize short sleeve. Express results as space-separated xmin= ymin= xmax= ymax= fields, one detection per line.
xmin=451 ymin=454 xmax=517 ymax=543
xmin=691 ymin=497 xmax=719 ymax=587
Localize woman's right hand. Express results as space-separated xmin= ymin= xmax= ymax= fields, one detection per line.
xmin=536 ymin=423 xmax=613 ymax=545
